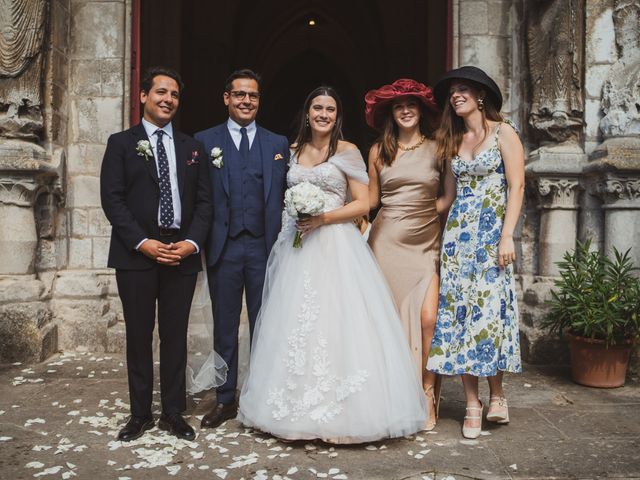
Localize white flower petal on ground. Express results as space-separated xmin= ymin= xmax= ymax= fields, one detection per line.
xmin=33 ymin=465 xmax=64 ymax=477
xmin=227 ymin=453 xmax=259 ymax=469
xmin=333 ymin=475 xmax=348 ymax=480
xmin=0 ymin=436 xmax=12 ymax=442
xmin=328 ymin=468 xmax=340 ymax=475
xmin=190 ymin=451 xmax=204 ymax=459
xmin=166 ymin=465 xmax=181 ymax=475
xmin=32 ymin=445 xmax=51 ymax=451
xmin=26 ymin=462 xmax=45 ymax=468
xmin=212 ymin=468 xmax=228 ymax=479
xmin=287 ymin=467 xmax=298 ymax=475
xmin=509 ymin=464 xmax=518 ymax=470
xmin=365 ymin=445 xmax=377 ymax=451
xmin=25 ymin=418 xmax=46 ymax=427
xmin=253 ymin=470 xmax=268 ymax=480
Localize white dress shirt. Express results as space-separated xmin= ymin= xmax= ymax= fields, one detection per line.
xmin=227 ymin=118 xmax=257 ymax=150
xmin=136 ymin=118 xmax=198 ymax=253
xmin=142 ymin=118 xmax=182 ymax=228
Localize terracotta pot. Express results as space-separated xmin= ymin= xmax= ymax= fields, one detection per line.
xmin=568 ymin=333 xmax=632 ymax=388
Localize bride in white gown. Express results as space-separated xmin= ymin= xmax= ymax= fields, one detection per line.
xmin=238 ymin=86 xmax=427 ymax=443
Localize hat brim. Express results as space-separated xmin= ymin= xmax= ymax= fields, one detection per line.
xmin=366 ymin=94 xmax=440 ymax=131
xmin=434 ymin=66 xmax=503 ymax=111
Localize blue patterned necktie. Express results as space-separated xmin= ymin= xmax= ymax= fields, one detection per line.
xmin=154 ymin=129 xmax=174 ymax=228
xmin=239 ymin=127 xmax=249 ymax=159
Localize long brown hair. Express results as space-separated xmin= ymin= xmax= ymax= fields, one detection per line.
xmin=293 ymin=86 xmax=344 ymax=161
xmin=374 ymin=98 xmax=438 ymax=167
xmin=435 ymin=80 xmax=502 ymax=163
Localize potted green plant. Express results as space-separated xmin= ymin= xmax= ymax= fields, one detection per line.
xmin=543 ymin=240 xmax=640 ymax=387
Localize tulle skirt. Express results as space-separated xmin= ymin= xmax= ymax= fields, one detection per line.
xmin=238 ymin=220 xmax=427 ymax=443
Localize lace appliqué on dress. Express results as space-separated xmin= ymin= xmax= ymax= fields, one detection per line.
xmin=266 ymin=271 xmax=369 ymax=423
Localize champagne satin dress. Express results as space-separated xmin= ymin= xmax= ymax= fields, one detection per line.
xmin=368 ymin=141 xmax=441 ymax=378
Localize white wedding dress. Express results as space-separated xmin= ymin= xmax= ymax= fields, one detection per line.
xmin=238 ymin=148 xmax=427 ymax=443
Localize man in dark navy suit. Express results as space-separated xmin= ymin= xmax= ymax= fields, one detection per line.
xmin=195 ymin=69 xmax=289 ymax=428
xmin=100 ymin=67 xmax=212 ymax=441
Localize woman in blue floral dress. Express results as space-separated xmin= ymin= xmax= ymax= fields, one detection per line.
xmin=427 ymin=67 xmax=525 ymax=439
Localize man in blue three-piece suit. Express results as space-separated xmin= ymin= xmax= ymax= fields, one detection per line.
xmin=195 ymin=69 xmax=289 ymax=428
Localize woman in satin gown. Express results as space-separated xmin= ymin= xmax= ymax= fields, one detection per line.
xmin=238 ymin=86 xmax=427 ymax=443
xmin=366 ymin=79 xmax=455 ymax=430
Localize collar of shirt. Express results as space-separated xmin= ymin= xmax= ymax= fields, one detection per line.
xmin=227 ymin=118 xmax=257 ymax=150
xmin=142 ymin=117 xmax=174 ymax=141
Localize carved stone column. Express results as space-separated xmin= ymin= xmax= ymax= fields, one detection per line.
xmin=537 ymin=177 xmax=581 ymax=275
xmin=0 ymin=141 xmax=60 ymax=362
xmin=526 ymin=147 xmax=585 ymax=276
xmin=587 ymin=139 xmax=640 ymax=267
xmin=587 ymin=0 xmax=640 ymax=265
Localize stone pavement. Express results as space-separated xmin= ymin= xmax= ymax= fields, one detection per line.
xmin=0 ymin=352 xmax=639 ymax=480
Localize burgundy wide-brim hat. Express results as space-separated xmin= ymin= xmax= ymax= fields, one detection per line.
xmin=433 ymin=66 xmax=503 ymax=111
xmin=365 ymin=79 xmax=440 ymax=131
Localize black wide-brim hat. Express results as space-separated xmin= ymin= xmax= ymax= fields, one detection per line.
xmin=434 ymin=66 xmax=503 ymax=111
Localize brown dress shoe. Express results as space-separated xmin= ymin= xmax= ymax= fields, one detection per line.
xmin=201 ymin=403 xmax=237 ymax=428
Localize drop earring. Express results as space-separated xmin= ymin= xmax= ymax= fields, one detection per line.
xmin=478 ymin=97 xmax=484 ymax=111
xmin=306 ymin=115 xmax=309 ymax=127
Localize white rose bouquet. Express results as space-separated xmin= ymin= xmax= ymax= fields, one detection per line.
xmin=284 ymin=181 xmax=325 ymax=248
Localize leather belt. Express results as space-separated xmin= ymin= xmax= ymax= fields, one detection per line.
xmin=158 ymin=227 xmax=180 ymax=237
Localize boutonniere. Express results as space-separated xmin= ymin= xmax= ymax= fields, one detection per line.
xmin=274 ymin=153 xmax=284 ymax=161
xmin=187 ymin=150 xmax=200 ymax=165
xmin=211 ymin=147 xmax=224 ymax=168
xmin=136 ymin=140 xmax=152 ymax=161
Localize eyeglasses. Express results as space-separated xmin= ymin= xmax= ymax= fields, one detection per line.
xmin=229 ymin=90 xmax=260 ymax=102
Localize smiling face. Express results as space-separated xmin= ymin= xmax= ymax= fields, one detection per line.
xmin=449 ymin=81 xmax=484 ymax=117
xmin=224 ymin=78 xmax=260 ymax=126
xmin=392 ymin=97 xmax=421 ymax=130
xmin=308 ymin=95 xmax=338 ymax=134
xmin=140 ymin=74 xmax=180 ymax=127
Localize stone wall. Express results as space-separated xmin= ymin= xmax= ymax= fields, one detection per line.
xmin=51 ymin=0 xmax=129 ymax=353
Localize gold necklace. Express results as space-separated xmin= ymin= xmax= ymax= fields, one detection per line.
xmin=398 ymin=135 xmax=426 ymax=151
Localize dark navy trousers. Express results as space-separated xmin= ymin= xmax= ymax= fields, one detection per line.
xmin=207 ymin=232 xmax=267 ymax=404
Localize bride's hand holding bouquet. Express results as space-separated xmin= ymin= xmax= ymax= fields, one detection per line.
xmin=284 ymin=181 xmax=326 ymax=248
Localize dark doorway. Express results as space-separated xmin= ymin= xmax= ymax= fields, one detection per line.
xmin=138 ymin=0 xmax=450 ymax=150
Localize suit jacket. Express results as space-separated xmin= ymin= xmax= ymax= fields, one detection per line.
xmin=195 ymin=123 xmax=289 ymax=267
xmin=100 ymin=123 xmax=213 ymax=274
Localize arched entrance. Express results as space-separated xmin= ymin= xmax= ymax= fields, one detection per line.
xmin=133 ymin=0 xmax=451 ymax=149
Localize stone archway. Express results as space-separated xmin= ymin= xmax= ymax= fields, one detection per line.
xmin=136 ymin=0 xmax=450 ymax=148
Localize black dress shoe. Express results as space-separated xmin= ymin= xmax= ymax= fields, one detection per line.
xmin=201 ymin=402 xmax=237 ymax=428
xmin=158 ymin=413 xmax=195 ymax=440
xmin=118 ymin=416 xmax=154 ymax=442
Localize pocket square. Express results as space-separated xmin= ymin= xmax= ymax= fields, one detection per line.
xmin=274 ymin=153 xmax=284 ymax=161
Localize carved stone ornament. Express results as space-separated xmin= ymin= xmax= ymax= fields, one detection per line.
xmin=0 ymin=0 xmax=48 ymax=141
xmin=599 ymin=0 xmax=640 ymax=138
xmin=537 ymin=177 xmax=580 ymax=208
xmin=597 ymin=177 xmax=640 ymax=203
xmin=527 ymin=0 xmax=585 ymax=144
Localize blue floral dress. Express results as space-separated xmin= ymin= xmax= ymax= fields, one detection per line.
xmin=427 ymin=122 xmax=522 ymax=377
